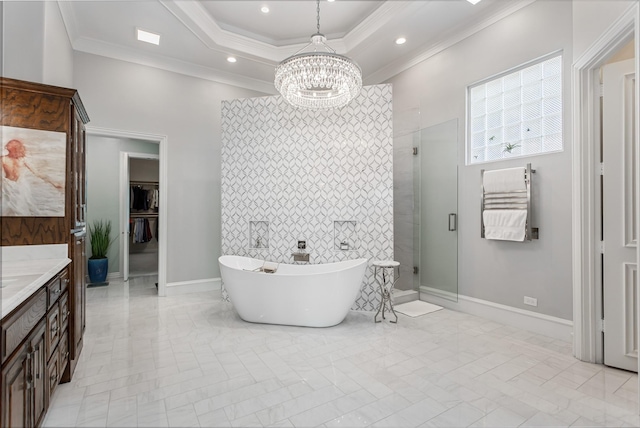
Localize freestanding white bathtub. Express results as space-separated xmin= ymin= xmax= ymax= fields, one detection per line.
xmin=219 ymin=255 xmax=368 ymax=327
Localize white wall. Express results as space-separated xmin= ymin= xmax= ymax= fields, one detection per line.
xmin=1 ymin=4 xmax=4 ymax=75
xmin=3 ymin=2 xmax=73 ymax=87
xmin=43 ymin=1 xmax=73 ymax=88
xmin=572 ymin=0 xmax=636 ymax=61
xmin=86 ymin=136 xmax=159 ymax=273
xmin=387 ymin=0 xmax=573 ymax=320
xmin=3 ymin=2 xmax=45 ymax=83
xmin=74 ymin=52 xmax=264 ymax=284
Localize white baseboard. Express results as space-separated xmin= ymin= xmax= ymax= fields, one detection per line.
xmin=165 ymin=277 xmax=221 ymax=296
xmin=420 ymin=285 xmax=457 ymax=301
xmin=420 ymin=286 xmax=573 ymax=342
xmin=107 ymin=272 xmax=122 ymax=280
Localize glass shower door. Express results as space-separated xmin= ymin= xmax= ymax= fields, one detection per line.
xmin=415 ymin=119 xmax=458 ymax=301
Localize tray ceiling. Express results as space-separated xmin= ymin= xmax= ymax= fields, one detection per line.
xmin=59 ymin=0 xmax=535 ymax=94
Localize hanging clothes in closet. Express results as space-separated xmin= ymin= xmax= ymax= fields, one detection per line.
xmin=130 ymin=218 xmax=156 ymax=244
xmin=131 ymin=186 xmax=149 ymax=211
xmin=149 ymin=188 xmax=159 ymax=211
xmin=130 ymin=185 xmax=159 ymax=212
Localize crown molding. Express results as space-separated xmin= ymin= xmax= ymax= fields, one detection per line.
xmin=58 ymin=0 xmax=538 ymax=95
xmin=57 ymin=1 xmax=80 ymax=45
xmin=73 ymin=36 xmax=275 ymax=94
xmin=159 ymin=0 xmax=312 ymax=62
xmin=366 ymin=0 xmax=537 ymax=84
xmin=158 ymin=0 xmax=412 ymax=61
xmin=341 ymin=1 xmax=417 ymax=52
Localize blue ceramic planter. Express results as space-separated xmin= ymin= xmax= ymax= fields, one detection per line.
xmin=88 ymin=257 xmax=108 ymax=284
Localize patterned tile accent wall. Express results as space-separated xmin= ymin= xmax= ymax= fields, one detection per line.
xmin=220 ymin=85 xmax=393 ymax=311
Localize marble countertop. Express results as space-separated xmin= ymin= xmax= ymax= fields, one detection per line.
xmin=1 ymin=258 xmax=71 ymax=319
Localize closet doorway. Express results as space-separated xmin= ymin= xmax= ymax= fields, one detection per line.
xmin=122 ymin=153 xmax=160 ymax=282
xmin=86 ymin=127 xmax=167 ymax=295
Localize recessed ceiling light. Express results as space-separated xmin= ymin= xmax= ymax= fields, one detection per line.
xmin=137 ymin=28 xmax=160 ymax=45
xmin=467 ymin=0 xmax=481 ymax=4
xmin=327 ymin=0 xmax=336 ymax=2
xmin=261 ymin=5 xmax=269 ymax=13
xmin=395 ymin=37 xmax=406 ymax=45
xmin=227 ymin=57 xmax=237 ymax=63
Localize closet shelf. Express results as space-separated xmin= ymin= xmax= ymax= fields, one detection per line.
xmin=130 ymin=213 xmax=158 ymax=218
xmin=130 ymin=180 xmax=159 ymax=186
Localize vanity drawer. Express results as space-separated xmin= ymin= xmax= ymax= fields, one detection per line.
xmin=60 ymin=269 xmax=69 ymax=295
xmin=47 ymin=271 xmax=68 ymax=309
xmin=46 ymin=305 xmax=61 ymax=361
xmin=59 ymin=291 xmax=70 ymax=331
xmin=1 ymin=289 xmax=47 ymax=363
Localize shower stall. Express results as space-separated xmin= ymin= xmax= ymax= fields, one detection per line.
xmin=393 ymin=114 xmax=458 ymax=303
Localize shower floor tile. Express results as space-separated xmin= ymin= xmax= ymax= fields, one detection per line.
xmin=43 ymin=276 xmax=638 ymax=428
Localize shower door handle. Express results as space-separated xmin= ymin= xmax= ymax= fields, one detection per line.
xmin=448 ymin=213 xmax=457 ymax=231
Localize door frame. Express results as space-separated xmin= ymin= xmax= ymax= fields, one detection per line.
xmin=572 ymin=3 xmax=639 ymax=365
xmin=121 ymin=151 xmax=160 ymax=283
xmin=85 ymin=126 xmax=169 ymax=297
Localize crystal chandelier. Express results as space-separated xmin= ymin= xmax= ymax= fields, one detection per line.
xmin=274 ymin=0 xmax=362 ymax=110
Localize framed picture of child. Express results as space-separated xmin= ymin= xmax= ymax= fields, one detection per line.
xmin=1 ymin=125 xmax=66 ymax=217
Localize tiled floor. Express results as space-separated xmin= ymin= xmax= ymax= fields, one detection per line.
xmin=44 ymin=276 xmax=639 ymax=427
xmin=129 ymin=250 xmax=158 ymax=277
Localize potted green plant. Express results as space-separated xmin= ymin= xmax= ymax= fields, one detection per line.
xmin=88 ymin=220 xmax=114 ymax=285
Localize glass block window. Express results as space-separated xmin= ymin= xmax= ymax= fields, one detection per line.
xmin=467 ymin=54 xmax=563 ymax=164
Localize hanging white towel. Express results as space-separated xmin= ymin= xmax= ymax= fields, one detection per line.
xmin=483 ymin=209 xmax=527 ymax=241
xmin=483 ymin=167 xmax=526 ymax=193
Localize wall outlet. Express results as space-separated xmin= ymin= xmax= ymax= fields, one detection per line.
xmin=524 ymin=296 xmax=538 ymax=307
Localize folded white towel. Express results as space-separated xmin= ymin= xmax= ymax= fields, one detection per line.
xmin=483 ymin=167 xmax=526 ymax=193
xmin=483 ymin=209 xmax=527 ymax=241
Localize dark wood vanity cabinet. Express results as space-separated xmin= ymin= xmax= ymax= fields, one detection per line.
xmin=1 ymin=272 xmax=69 ymax=427
xmin=1 ymin=320 xmax=47 ymax=428
xmin=1 ymin=77 xmax=89 ymax=427
xmin=1 ymin=267 xmax=67 ymax=428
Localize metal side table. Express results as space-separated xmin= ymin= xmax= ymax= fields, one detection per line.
xmin=373 ymin=260 xmax=399 ymax=323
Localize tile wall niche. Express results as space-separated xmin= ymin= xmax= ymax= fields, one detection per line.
xmin=220 ymin=84 xmax=393 ymax=311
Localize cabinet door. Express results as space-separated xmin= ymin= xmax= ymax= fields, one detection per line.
xmin=70 ymin=234 xmax=86 ymax=361
xmin=71 ymin=105 xmax=86 ymax=230
xmin=58 ymin=330 xmax=69 ymax=377
xmin=47 ymin=349 xmax=60 ymax=403
xmin=0 ymin=321 xmax=46 ymax=428
xmin=1 ymin=342 xmax=30 ymax=428
xmin=46 ymin=305 xmax=60 ymax=361
xmin=30 ymin=323 xmax=47 ymax=427
xmin=59 ymin=291 xmax=70 ymax=331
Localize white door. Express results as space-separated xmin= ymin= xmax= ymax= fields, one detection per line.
xmin=122 ymin=154 xmax=131 ymax=282
xmin=603 ymin=58 xmax=637 ymax=372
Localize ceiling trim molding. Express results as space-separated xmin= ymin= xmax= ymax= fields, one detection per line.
xmin=158 ymin=0 xmax=413 ymax=62
xmin=159 ymin=0 xmax=308 ymax=62
xmin=57 ymin=1 xmax=80 ymax=45
xmin=341 ymin=1 xmax=417 ymax=52
xmin=366 ymin=0 xmax=537 ymax=84
xmin=58 ymin=0 xmax=539 ymax=96
xmin=73 ymin=36 xmax=275 ymax=94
